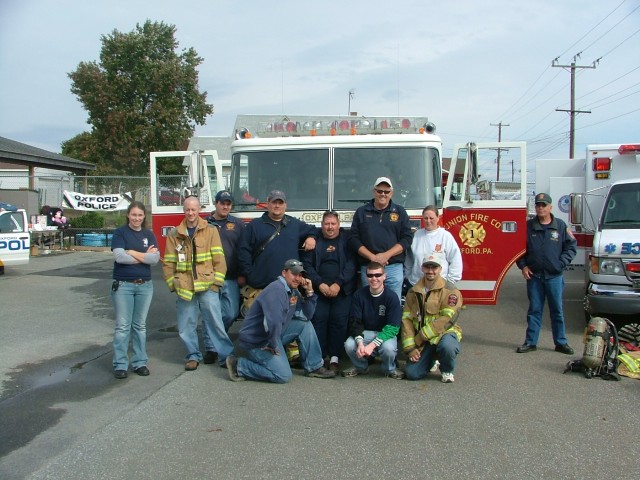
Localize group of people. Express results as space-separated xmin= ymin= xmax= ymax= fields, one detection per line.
xmin=109 ymin=176 xmax=577 ymax=385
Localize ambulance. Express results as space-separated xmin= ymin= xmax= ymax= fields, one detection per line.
xmin=537 ymin=143 xmax=640 ymax=320
xmin=150 ymin=114 xmax=527 ymax=305
xmin=0 ymin=207 xmax=31 ymax=271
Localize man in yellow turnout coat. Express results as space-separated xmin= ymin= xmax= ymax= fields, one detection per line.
xmin=402 ymin=252 xmax=463 ymax=383
xmin=163 ymin=196 xmax=232 ymax=371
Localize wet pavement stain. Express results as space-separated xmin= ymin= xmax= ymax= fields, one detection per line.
xmin=0 ymin=346 xmax=113 ymax=458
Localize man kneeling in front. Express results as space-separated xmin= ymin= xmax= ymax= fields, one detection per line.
xmin=402 ymin=252 xmax=463 ymax=383
xmin=226 ymin=259 xmax=336 ymax=383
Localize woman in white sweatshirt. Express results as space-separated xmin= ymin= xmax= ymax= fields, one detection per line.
xmin=404 ymin=205 xmax=463 ymax=288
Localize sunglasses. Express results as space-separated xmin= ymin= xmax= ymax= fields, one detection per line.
xmin=375 ymin=189 xmax=391 ymax=195
xmin=366 ymin=272 xmax=384 ymax=278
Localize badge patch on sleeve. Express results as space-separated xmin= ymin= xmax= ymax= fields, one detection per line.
xmin=448 ymin=294 xmax=458 ymax=306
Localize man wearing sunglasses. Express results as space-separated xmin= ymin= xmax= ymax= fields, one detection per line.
xmin=349 ymin=177 xmax=412 ymax=300
xmin=342 ymin=262 xmax=404 ymax=379
xmin=226 ymin=259 xmax=336 ymax=383
xmin=402 ymin=252 xmax=463 ymax=383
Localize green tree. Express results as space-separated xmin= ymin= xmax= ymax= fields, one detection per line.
xmin=65 ymin=20 xmax=213 ymax=175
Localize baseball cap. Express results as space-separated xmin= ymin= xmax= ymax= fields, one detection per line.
xmin=422 ymin=252 xmax=444 ymax=268
xmin=535 ymin=192 xmax=552 ymax=205
xmin=215 ymin=190 xmax=234 ymax=203
xmin=267 ymin=190 xmax=287 ymax=202
xmin=283 ymin=259 xmax=305 ymax=274
xmin=374 ymin=177 xmax=393 ymax=189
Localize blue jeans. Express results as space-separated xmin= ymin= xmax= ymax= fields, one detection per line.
xmin=220 ymin=279 xmax=240 ymax=331
xmin=236 ymin=318 xmax=324 ymax=383
xmin=311 ymin=293 xmax=351 ymax=358
xmin=360 ymin=263 xmax=403 ymax=300
xmin=405 ymin=333 xmax=460 ymax=379
xmin=344 ymin=330 xmax=398 ymax=374
xmin=111 ymin=281 xmax=153 ymax=370
xmin=525 ymin=274 xmax=568 ymax=346
xmin=176 ymin=289 xmax=233 ymax=364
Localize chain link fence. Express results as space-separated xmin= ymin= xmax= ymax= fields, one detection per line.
xmin=0 ymin=173 xmax=151 ymax=208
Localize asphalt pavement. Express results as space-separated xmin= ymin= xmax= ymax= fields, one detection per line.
xmin=0 ymin=251 xmax=638 ymax=479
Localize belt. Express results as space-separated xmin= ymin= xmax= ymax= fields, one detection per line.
xmin=124 ymin=279 xmax=147 ymax=284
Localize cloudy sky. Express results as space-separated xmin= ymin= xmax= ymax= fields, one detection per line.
xmin=1 ymin=0 xmax=638 ymax=161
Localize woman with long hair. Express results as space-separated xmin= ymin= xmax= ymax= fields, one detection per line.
xmin=111 ymin=201 xmax=159 ymax=379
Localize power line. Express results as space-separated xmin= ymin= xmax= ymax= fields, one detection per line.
xmin=552 ymin=56 xmax=597 ymax=158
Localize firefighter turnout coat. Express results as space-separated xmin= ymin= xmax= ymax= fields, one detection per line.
xmin=163 ymin=217 xmax=227 ymax=301
xmin=401 ymin=275 xmax=463 ymax=359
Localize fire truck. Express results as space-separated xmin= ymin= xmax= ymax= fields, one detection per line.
xmin=150 ymin=114 xmax=527 ymax=305
xmin=536 ymin=143 xmax=640 ymax=321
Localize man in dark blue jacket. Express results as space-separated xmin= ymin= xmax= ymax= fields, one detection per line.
xmin=302 ymin=210 xmax=357 ymax=371
xmin=348 ymin=177 xmax=412 ymax=300
xmin=516 ymin=192 xmax=577 ymax=354
xmin=237 ymin=189 xmax=316 ymax=292
xmin=226 ymin=259 xmax=336 ymax=383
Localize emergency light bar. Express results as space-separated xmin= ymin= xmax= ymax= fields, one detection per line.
xmin=618 ymin=144 xmax=640 ymax=155
xmin=237 ymin=115 xmax=434 ymax=138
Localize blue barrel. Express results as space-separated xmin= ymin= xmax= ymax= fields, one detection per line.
xmin=76 ymin=233 xmax=113 ymax=247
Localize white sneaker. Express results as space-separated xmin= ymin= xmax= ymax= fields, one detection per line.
xmin=441 ymin=372 xmax=455 ymax=383
xmin=430 ymin=360 xmax=440 ymax=372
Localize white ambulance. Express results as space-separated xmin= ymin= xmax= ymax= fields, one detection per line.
xmin=537 ymin=143 xmax=640 ymax=320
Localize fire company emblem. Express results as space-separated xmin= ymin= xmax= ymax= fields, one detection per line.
xmin=459 ymin=220 xmax=486 ymax=248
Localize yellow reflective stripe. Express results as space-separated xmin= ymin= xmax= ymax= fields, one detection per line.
xmin=618 ymin=353 xmax=640 ymax=373
xmin=165 ymin=277 xmax=174 ymax=289
xmin=164 ymin=253 xmax=178 ymax=262
xmin=194 ymin=252 xmax=213 ymax=262
xmin=211 ymin=246 xmax=224 ymax=255
xmin=420 ymin=323 xmax=438 ymax=341
xmin=441 ymin=307 xmax=456 ymax=318
xmin=175 ymin=287 xmax=194 ymax=301
xmin=214 ymin=271 xmax=225 ymax=283
xmin=402 ymin=337 xmax=416 ymax=350
xmin=193 ymin=280 xmax=215 ymax=292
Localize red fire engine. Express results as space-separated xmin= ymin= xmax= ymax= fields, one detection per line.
xmin=150 ymin=114 xmax=527 ymax=305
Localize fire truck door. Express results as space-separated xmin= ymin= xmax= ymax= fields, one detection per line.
xmin=442 ymin=142 xmax=527 ymax=304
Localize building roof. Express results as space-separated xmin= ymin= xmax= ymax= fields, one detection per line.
xmin=0 ymin=136 xmax=96 ymax=174
xmin=187 ymin=136 xmax=232 ymax=161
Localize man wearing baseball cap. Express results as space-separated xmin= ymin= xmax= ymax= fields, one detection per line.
xmin=349 ymin=176 xmax=412 ymax=299
xmin=226 ymin=259 xmax=336 ymax=382
xmin=402 ymin=252 xmax=463 ymax=383
xmin=515 ymin=192 xmax=577 ymax=355
xmin=204 ymin=190 xmax=245 ymax=364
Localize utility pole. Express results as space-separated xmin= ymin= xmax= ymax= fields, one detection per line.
xmin=552 ymin=54 xmax=597 ymax=158
xmin=490 ymin=121 xmax=509 ymax=181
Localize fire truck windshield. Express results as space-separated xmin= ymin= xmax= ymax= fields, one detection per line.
xmin=229 ymin=146 xmax=441 ymax=212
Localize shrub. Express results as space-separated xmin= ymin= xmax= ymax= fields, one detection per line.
xmin=72 ymin=211 xmax=105 ymax=228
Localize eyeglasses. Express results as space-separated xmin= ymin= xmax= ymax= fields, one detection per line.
xmin=366 ymin=272 xmax=384 ymax=278
xmin=375 ymin=189 xmax=391 ymax=195
xmin=535 ymin=203 xmax=548 ymax=207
